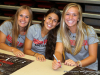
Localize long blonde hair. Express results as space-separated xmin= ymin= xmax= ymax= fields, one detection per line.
xmin=11 ymin=5 xmax=33 ymax=47
xmin=60 ymin=3 xmax=89 ymax=55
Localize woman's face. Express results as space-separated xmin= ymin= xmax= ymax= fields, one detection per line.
xmin=64 ymin=6 xmax=79 ymax=28
xmin=18 ymin=9 xmax=30 ymax=28
xmin=44 ymin=13 xmax=59 ymax=31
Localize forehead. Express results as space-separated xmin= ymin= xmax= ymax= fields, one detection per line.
xmin=66 ymin=6 xmax=79 ymax=14
xmin=46 ymin=13 xmax=59 ymax=20
xmin=19 ymin=9 xmax=30 ymax=15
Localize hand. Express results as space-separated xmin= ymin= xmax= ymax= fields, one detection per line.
xmin=64 ymin=59 xmax=76 ymax=66
xmin=12 ymin=48 xmax=25 ymax=57
xmin=52 ymin=60 xmax=61 ymax=70
xmin=35 ymin=53 xmax=45 ymax=61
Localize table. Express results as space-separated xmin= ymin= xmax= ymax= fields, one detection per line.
xmin=0 ymin=49 xmax=75 ymax=75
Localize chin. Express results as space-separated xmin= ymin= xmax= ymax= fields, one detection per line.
xmin=19 ymin=25 xmax=26 ymax=28
xmin=46 ymin=28 xmax=51 ymax=31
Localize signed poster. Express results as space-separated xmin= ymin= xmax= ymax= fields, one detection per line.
xmin=0 ymin=53 xmax=33 ymax=75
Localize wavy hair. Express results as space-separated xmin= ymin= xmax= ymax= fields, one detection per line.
xmin=60 ymin=3 xmax=90 ymax=55
xmin=41 ymin=8 xmax=61 ymax=60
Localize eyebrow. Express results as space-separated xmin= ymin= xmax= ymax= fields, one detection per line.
xmin=48 ymin=16 xmax=58 ymax=21
xmin=19 ymin=14 xmax=29 ymax=16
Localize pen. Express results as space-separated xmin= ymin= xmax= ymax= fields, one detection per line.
xmin=53 ymin=54 xmax=58 ymax=62
xmin=53 ymin=54 xmax=62 ymax=67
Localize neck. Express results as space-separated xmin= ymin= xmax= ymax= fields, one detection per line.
xmin=41 ymin=27 xmax=49 ymax=37
xmin=19 ymin=26 xmax=26 ymax=35
xmin=19 ymin=26 xmax=25 ymax=32
xmin=68 ymin=26 xmax=77 ymax=33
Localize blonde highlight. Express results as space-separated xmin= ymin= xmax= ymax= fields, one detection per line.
xmin=60 ymin=3 xmax=90 ymax=55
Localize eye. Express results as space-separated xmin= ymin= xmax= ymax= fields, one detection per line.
xmin=53 ymin=20 xmax=57 ymax=22
xmin=73 ymin=14 xmax=77 ymax=16
xmin=66 ymin=13 xmax=69 ymax=15
xmin=25 ymin=16 xmax=29 ymax=18
xmin=48 ymin=17 xmax=51 ymax=19
xmin=20 ymin=15 xmax=23 ymax=17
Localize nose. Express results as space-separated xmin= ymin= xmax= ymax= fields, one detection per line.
xmin=22 ymin=17 xmax=25 ymax=21
xmin=69 ymin=15 xmax=73 ymax=20
xmin=50 ymin=19 xmax=53 ymax=24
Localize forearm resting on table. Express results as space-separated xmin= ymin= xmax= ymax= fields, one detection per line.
xmin=0 ymin=43 xmax=15 ymax=52
xmin=80 ymin=55 xmax=97 ymax=67
xmin=24 ymin=49 xmax=36 ymax=56
xmin=81 ymin=43 xmax=98 ymax=67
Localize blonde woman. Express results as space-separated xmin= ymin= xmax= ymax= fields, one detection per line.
xmin=52 ymin=3 xmax=99 ymax=70
xmin=0 ymin=5 xmax=33 ymax=57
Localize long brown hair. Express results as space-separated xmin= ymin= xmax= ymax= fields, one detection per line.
xmin=43 ymin=8 xmax=61 ymax=60
xmin=11 ymin=5 xmax=33 ymax=47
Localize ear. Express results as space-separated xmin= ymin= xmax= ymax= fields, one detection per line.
xmin=44 ymin=16 xmax=46 ymax=20
xmin=44 ymin=18 xmax=45 ymax=20
xmin=57 ymin=22 xmax=60 ymax=26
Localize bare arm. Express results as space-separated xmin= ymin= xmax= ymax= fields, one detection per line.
xmin=0 ymin=31 xmax=24 ymax=57
xmin=52 ymin=42 xmax=64 ymax=70
xmin=64 ymin=43 xmax=98 ymax=67
xmin=24 ymin=37 xmax=45 ymax=61
xmin=0 ymin=31 xmax=14 ymax=51
xmin=54 ymin=42 xmax=64 ymax=62
xmin=81 ymin=43 xmax=98 ymax=67
xmin=24 ymin=37 xmax=35 ymax=55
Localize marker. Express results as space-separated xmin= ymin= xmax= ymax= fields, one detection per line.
xmin=53 ymin=54 xmax=62 ymax=67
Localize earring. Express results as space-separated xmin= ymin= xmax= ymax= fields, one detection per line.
xmin=44 ymin=18 xmax=45 ymax=20
xmin=78 ymin=19 xmax=79 ymax=21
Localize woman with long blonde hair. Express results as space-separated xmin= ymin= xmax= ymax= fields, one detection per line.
xmin=0 ymin=5 xmax=33 ymax=57
xmin=52 ymin=3 xmax=99 ymax=70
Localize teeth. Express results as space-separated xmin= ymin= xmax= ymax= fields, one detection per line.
xmin=21 ymin=22 xmax=25 ymax=23
xmin=68 ymin=21 xmax=73 ymax=23
xmin=48 ymin=25 xmax=52 ymax=27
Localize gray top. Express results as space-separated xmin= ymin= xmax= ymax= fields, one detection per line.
xmin=0 ymin=21 xmax=25 ymax=51
xmin=26 ymin=24 xmax=48 ymax=56
xmin=57 ymin=26 xmax=99 ymax=70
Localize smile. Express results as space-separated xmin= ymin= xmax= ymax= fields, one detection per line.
xmin=48 ymin=24 xmax=52 ymax=28
xmin=21 ymin=21 xmax=25 ymax=24
xmin=68 ymin=20 xmax=73 ymax=23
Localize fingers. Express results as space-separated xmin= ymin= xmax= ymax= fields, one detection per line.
xmin=52 ymin=60 xmax=61 ymax=70
xmin=15 ymin=52 xmax=25 ymax=57
xmin=13 ymin=50 xmax=25 ymax=57
xmin=64 ymin=59 xmax=76 ymax=66
xmin=36 ymin=55 xmax=46 ymax=62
